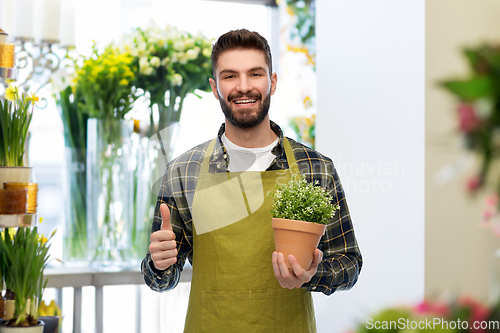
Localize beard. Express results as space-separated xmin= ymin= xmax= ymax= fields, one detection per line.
xmin=218 ymin=90 xmax=271 ymax=129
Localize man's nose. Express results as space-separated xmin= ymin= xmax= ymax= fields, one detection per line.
xmin=236 ymin=76 xmax=252 ymax=93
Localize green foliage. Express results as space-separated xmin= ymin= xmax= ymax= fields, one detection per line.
xmin=286 ymin=0 xmax=316 ymax=50
xmin=54 ymin=85 xmax=88 ymax=262
xmin=268 ymin=175 xmax=339 ymax=224
xmin=0 ymin=85 xmax=37 ymax=167
xmin=0 ymin=227 xmax=55 ymax=326
xmin=439 ymin=43 xmax=500 ymax=213
xmin=74 ymin=43 xmax=138 ymax=120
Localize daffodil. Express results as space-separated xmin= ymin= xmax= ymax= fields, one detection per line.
xmin=5 ymin=84 xmax=18 ymax=101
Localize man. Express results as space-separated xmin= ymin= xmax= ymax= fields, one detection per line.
xmin=142 ymin=29 xmax=362 ymax=333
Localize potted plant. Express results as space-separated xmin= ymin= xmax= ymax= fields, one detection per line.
xmin=0 ymin=226 xmax=55 ymax=332
xmin=268 ymin=175 xmax=340 ymax=270
xmin=0 ymin=83 xmax=38 ymax=184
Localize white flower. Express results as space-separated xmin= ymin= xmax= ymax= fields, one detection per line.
xmin=171 ymin=73 xmax=183 ymax=86
xmin=150 ymin=56 xmax=161 ymax=68
xmin=138 ymin=42 xmax=147 ymax=53
xmin=171 ymin=53 xmax=179 ymax=63
xmin=173 ymin=40 xmax=185 ymax=52
xmin=186 ymin=47 xmax=200 ymax=60
xmin=139 ymin=57 xmax=149 ymax=67
xmin=140 ymin=64 xmax=154 ymax=76
xmin=184 ymin=38 xmax=195 ymax=49
xmin=177 ymin=52 xmax=188 ymax=65
xmin=202 ymin=48 xmax=211 ymax=58
xmin=161 ymin=57 xmax=170 ymax=67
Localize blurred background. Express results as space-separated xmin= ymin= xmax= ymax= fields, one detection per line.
xmin=2 ymin=0 xmax=500 ymax=332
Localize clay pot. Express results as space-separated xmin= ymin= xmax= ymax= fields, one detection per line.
xmin=272 ymin=218 xmax=326 ymax=270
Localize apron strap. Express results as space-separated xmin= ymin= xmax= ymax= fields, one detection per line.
xmin=199 ymin=136 xmax=299 ymax=175
xmin=200 ymin=139 xmax=217 ymax=174
xmin=282 ymin=137 xmax=300 ymax=176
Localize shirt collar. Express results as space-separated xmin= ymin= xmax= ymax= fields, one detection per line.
xmin=210 ymin=120 xmax=285 ymax=171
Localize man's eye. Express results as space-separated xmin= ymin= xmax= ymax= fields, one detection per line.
xmin=251 ymin=73 xmax=261 ymax=77
xmin=224 ymin=75 xmax=234 ymax=79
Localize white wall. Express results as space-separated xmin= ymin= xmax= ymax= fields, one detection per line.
xmin=315 ymin=1 xmax=425 ymax=332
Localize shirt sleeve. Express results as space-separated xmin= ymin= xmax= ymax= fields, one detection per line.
xmin=301 ymin=163 xmax=363 ymax=295
xmin=141 ymin=173 xmax=193 ymax=292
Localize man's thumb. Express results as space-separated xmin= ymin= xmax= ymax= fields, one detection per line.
xmin=160 ymin=203 xmax=173 ymax=231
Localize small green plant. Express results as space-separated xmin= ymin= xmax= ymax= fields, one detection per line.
xmin=0 ymin=83 xmax=38 ymax=167
xmin=268 ymin=175 xmax=339 ymax=224
xmin=0 ymin=227 xmax=56 ymax=327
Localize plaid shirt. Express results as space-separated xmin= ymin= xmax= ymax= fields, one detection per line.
xmin=141 ymin=121 xmax=362 ymax=296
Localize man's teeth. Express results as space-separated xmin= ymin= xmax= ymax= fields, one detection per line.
xmin=234 ymin=99 xmax=257 ymax=104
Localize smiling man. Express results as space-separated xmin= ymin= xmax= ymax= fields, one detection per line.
xmin=142 ymin=29 xmax=363 ymax=333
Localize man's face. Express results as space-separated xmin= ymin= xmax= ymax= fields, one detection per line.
xmin=209 ymin=49 xmax=277 ymax=129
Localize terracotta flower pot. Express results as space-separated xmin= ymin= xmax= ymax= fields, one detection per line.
xmin=272 ymin=218 xmax=326 ymax=270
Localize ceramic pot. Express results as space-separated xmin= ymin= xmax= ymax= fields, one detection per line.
xmin=0 ymin=320 xmax=44 ymax=333
xmin=0 ymin=167 xmax=32 ymax=187
xmin=272 ymin=218 xmax=326 ymax=270
xmin=39 ymin=316 xmax=59 ymax=333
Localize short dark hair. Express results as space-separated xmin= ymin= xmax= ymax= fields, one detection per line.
xmin=211 ymin=29 xmax=272 ymax=78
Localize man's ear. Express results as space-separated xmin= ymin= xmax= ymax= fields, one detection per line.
xmin=270 ymin=72 xmax=277 ymax=96
xmin=209 ymin=78 xmax=219 ymax=100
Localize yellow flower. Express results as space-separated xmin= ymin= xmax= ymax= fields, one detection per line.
xmin=28 ymin=93 xmax=39 ymax=103
xmin=119 ymin=78 xmax=129 ymax=86
xmin=303 ymin=96 xmax=313 ymax=109
xmin=38 ymin=233 xmax=48 ymax=244
xmin=5 ymin=84 xmax=18 ymax=101
xmin=0 ymin=228 xmax=16 ymax=240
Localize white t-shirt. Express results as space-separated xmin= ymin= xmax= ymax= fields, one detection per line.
xmin=221 ymin=133 xmax=279 ymax=172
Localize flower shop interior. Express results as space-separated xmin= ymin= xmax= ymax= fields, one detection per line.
xmin=1 ymin=0 xmax=500 ymax=332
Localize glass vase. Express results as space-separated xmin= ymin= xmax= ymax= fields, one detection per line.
xmin=130 ymin=122 xmax=180 ymax=263
xmin=87 ymin=118 xmax=134 ymax=268
xmin=62 ymin=147 xmax=88 ymax=265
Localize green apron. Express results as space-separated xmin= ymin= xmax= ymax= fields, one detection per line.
xmin=184 ymin=137 xmax=317 ymax=333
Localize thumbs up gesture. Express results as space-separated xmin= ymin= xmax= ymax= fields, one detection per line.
xmin=149 ymin=203 xmax=178 ymax=271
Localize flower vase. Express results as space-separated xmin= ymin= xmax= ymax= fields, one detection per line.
xmin=87 ymin=118 xmax=134 ymax=268
xmin=62 ymin=147 xmax=88 ymax=265
xmin=130 ymin=122 xmax=180 ymax=262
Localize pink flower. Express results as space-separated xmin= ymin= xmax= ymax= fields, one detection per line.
xmin=466 ymin=175 xmax=482 ymax=193
xmin=457 ymin=296 xmax=490 ymax=332
xmin=414 ymin=299 xmax=450 ymax=317
xmin=458 ymin=103 xmax=481 ymax=133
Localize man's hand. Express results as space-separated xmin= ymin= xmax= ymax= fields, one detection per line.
xmin=272 ymin=249 xmax=323 ymax=289
xmin=149 ymin=203 xmax=177 ymax=271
